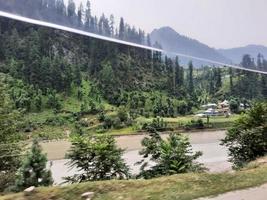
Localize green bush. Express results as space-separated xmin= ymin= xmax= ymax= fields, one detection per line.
xmin=142 ymin=117 xmax=168 ymax=132
xmin=113 ymin=117 xmax=124 ymax=129
xmin=222 ymin=102 xmax=267 ymax=169
xmin=15 ymin=140 xmax=53 ymax=191
xmin=117 ymin=108 xmax=128 ymax=122
xmin=45 ymin=116 xmax=66 ymax=126
xmin=0 ymin=172 xmax=16 ymax=193
xmin=103 ymin=116 xmax=114 ymax=129
xmin=97 ymin=112 xmax=106 ymax=122
xmin=184 ymin=119 xmax=204 ymax=130
xmin=138 ymin=132 xmax=204 ymax=179
xmin=65 ymin=135 xmax=130 ymax=183
xmin=229 ymin=99 xmax=239 ymax=114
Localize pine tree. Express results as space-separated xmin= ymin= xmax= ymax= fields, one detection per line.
xmin=215 ymin=68 xmax=222 ymax=91
xmin=84 ymin=0 xmax=91 ymax=30
xmin=55 ymin=0 xmax=66 ymax=18
xmin=65 ymin=135 xmax=130 ymax=183
xmin=138 ymin=132 xmax=204 ymax=179
xmin=67 ymin=0 xmax=76 ymax=24
xmin=175 ymin=56 xmax=181 ymax=86
xmin=109 ymin=14 xmax=115 ymax=37
xmin=261 ymin=74 xmax=267 ymax=98
xmin=146 ymin=34 xmax=151 ymax=47
xmin=0 ymin=85 xmax=24 ymax=191
xmin=119 ymin=17 xmax=125 ymax=40
xmin=188 ymin=61 xmax=194 ymax=96
xmin=257 ymin=53 xmax=263 ymax=68
xmin=229 ymin=67 xmax=233 ymax=94
xmin=77 ymin=3 xmax=84 ymax=27
xmin=34 ymin=93 xmax=42 ymax=112
xmin=15 ymin=139 xmax=53 ymax=191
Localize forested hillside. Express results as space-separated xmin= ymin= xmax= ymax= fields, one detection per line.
xmin=0 ymin=0 xmax=151 ymax=45
xmin=0 ymin=0 xmax=266 ymax=132
xmin=0 ymin=14 xmax=266 ymax=136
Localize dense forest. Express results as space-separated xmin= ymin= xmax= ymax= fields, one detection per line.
xmin=0 ymin=0 xmax=266 ymax=129
xmin=0 ymin=1 xmax=267 ymax=116
xmin=0 ymin=13 xmax=266 ymax=138
xmin=0 ymin=0 xmax=151 ymax=46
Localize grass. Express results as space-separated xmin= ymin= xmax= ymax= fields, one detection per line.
xmin=31 ymin=125 xmax=71 ymax=140
xmin=24 ymin=114 xmax=237 ymax=141
xmin=107 ymin=127 xmax=138 ymax=136
xmin=24 ymin=110 xmax=56 ymax=124
xmin=137 ymin=115 xmax=238 ymax=124
xmin=136 ymin=115 xmax=239 ymax=130
xmin=2 ymin=164 xmax=267 ymax=200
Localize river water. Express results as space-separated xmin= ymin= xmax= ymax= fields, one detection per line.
xmin=42 ymin=130 xmax=231 ymax=184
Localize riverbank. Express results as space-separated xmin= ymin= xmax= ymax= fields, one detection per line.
xmin=2 ymin=162 xmax=267 ymax=200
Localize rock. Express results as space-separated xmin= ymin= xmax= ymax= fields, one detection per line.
xmin=24 ymin=186 xmax=35 ymax=193
xmin=81 ymin=192 xmax=94 ymax=200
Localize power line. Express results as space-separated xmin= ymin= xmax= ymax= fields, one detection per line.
xmin=0 ymin=11 xmax=266 ymax=75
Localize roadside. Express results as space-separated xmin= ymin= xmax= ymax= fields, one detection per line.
xmin=2 ymin=164 xmax=267 ymax=200
xmin=197 ymin=183 xmax=267 ymax=200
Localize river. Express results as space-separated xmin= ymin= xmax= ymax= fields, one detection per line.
xmin=41 ymin=130 xmax=231 ymax=184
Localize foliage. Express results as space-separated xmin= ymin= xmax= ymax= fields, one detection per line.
xmin=229 ymin=99 xmax=239 ymax=114
xmin=142 ymin=117 xmax=168 ymax=132
xmin=222 ymin=102 xmax=267 ymax=168
xmin=15 ymin=139 xmax=53 ymax=191
xmin=117 ymin=107 xmax=129 ymax=122
xmin=0 ymin=84 xmax=24 ymax=192
xmin=137 ymin=131 xmax=204 ymax=179
xmin=65 ymin=135 xmax=130 ymax=183
xmin=4 ymin=164 xmax=267 ymax=200
xmin=184 ymin=119 xmax=204 ymax=130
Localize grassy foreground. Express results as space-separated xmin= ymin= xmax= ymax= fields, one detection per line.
xmin=1 ymin=164 xmax=267 ymax=200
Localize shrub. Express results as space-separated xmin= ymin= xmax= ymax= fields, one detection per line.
xmin=137 ymin=132 xmax=204 ymax=179
xmin=45 ymin=116 xmax=66 ymax=126
xmin=177 ymin=101 xmax=189 ymax=115
xmin=15 ymin=140 xmax=53 ymax=191
xmin=142 ymin=117 xmax=168 ymax=132
xmin=113 ymin=117 xmax=124 ymax=129
xmin=65 ymin=135 xmax=130 ymax=183
xmin=97 ymin=112 xmax=106 ymax=122
xmin=184 ymin=119 xmax=204 ymax=130
xmin=103 ymin=116 xmax=114 ymax=129
xmin=222 ymin=102 xmax=267 ymax=169
xmin=229 ymin=99 xmax=239 ymax=114
xmin=117 ymin=108 xmax=128 ymax=122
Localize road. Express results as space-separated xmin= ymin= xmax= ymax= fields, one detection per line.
xmin=41 ymin=130 xmax=231 ymax=184
xmin=198 ymin=184 xmax=267 ymax=200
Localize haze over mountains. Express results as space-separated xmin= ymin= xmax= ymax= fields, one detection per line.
xmin=150 ymin=26 xmax=267 ymax=67
xmin=218 ymin=45 xmax=267 ymax=64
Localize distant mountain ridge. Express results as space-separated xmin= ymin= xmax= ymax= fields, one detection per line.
xmin=150 ymin=26 xmax=231 ymax=66
xmin=218 ymin=45 xmax=267 ymax=64
xmin=150 ymin=26 xmax=267 ymax=67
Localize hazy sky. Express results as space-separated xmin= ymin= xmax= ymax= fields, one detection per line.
xmin=72 ymin=0 xmax=267 ymax=49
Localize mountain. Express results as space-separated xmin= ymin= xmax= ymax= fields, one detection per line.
xmin=218 ymin=45 xmax=267 ymax=64
xmin=150 ymin=26 xmax=231 ymax=67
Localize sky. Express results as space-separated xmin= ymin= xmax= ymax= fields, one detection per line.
xmin=72 ymin=0 xmax=267 ymax=49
